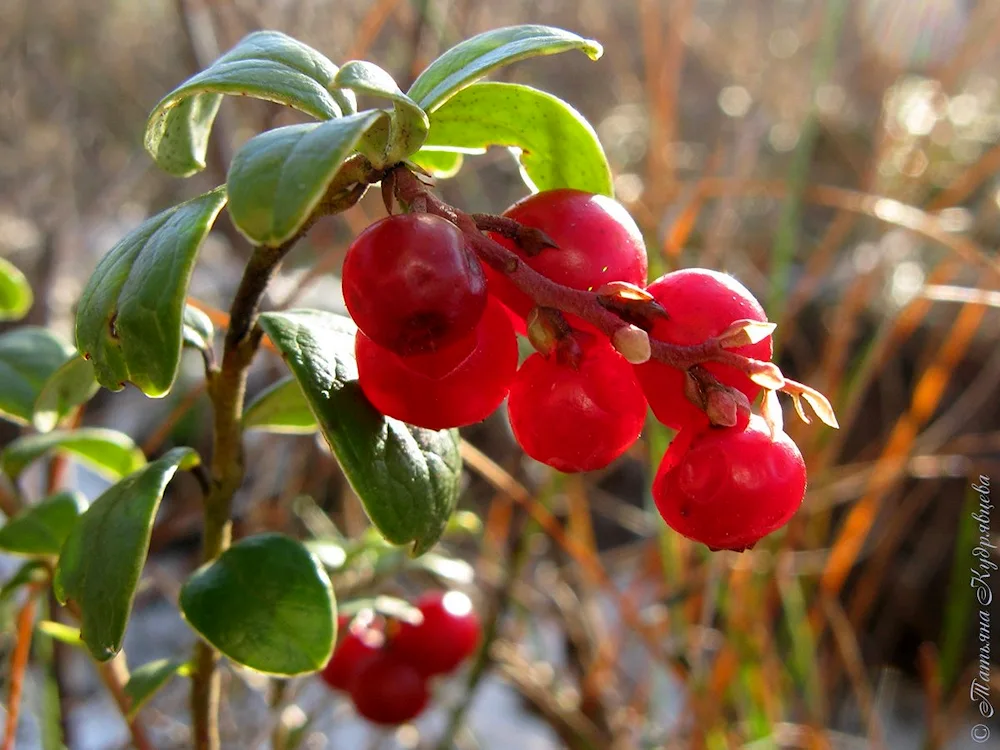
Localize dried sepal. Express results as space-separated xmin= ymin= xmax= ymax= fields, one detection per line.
xmin=596 ymin=281 xmax=668 ymax=329
xmin=381 ymin=171 xmax=396 ymax=215
xmin=611 ymin=324 xmax=650 ymax=364
xmin=717 ymin=319 xmax=777 ymax=349
xmin=748 ymin=361 xmax=786 ymax=390
xmin=784 ymin=378 xmax=840 ymax=429
xmin=790 ymin=392 xmax=811 ymax=425
xmin=705 ymin=388 xmax=738 ymax=428
xmin=761 ymin=388 xmax=784 ymax=438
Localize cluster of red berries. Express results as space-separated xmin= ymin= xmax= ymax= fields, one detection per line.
xmin=344 ymin=185 xmax=808 ymax=549
xmin=319 ymin=591 xmax=481 ymax=726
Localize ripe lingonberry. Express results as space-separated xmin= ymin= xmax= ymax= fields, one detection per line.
xmin=485 ymin=189 xmax=647 ymax=329
xmin=507 ymin=341 xmax=648 ymax=472
xmin=634 ymin=269 xmax=772 ymax=431
xmin=356 ymin=296 xmax=517 ymax=430
xmin=388 ymin=591 xmax=481 ymax=677
xmin=348 ymin=651 xmax=430 ymax=725
xmin=652 ymin=415 xmax=807 ymax=551
xmin=319 ymin=614 xmax=384 ymax=692
xmin=342 ymin=213 xmax=487 ymax=356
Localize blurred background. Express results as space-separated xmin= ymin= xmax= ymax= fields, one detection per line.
xmin=2 ymin=0 xmax=999 ymax=747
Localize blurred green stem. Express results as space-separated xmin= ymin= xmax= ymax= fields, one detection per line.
xmin=767 ymin=0 xmax=847 ymax=327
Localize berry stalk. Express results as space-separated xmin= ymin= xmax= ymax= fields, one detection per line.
xmin=390 ymin=166 xmax=777 ymax=376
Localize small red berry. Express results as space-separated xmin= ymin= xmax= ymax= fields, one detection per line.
xmin=485 ymin=189 xmax=647 ymax=329
xmin=349 ymin=651 xmax=430 ymax=725
xmin=634 ymin=269 xmax=772 ymax=431
xmin=652 ymin=415 xmax=807 ymax=551
xmin=342 ymin=213 xmax=487 ymax=356
xmin=507 ymin=342 xmax=648 ymax=472
xmin=388 ymin=591 xmax=481 ymax=677
xmin=319 ymin=616 xmax=384 ymax=692
xmin=356 ymin=296 xmax=518 ymax=430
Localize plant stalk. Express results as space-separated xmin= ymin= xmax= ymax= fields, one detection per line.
xmin=189 ymin=157 xmax=379 ymax=750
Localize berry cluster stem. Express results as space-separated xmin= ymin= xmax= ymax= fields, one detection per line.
xmin=390 ymin=167 xmax=773 ymax=376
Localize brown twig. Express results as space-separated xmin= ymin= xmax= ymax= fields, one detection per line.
xmin=2 ymin=590 xmax=39 ymax=750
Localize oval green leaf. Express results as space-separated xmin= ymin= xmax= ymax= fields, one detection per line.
xmin=409 ymin=148 xmax=465 ymax=179
xmin=424 ymin=82 xmax=613 ymax=196
xmin=145 ymin=31 xmax=356 ymax=176
xmin=0 ymin=327 xmax=76 ymax=426
xmin=408 ymin=24 xmax=603 ymax=112
xmin=258 ymin=311 xmax=461 ymax=556
xmin=182 ymin=305 xmax=215 ymax=353
xmin=75 ymin=188 xmax=227 ymax=396
xmin=53 ymin=447 xmax=199 ymax=661
xmin=32 ymin=355 xmax=100 ymax=433
xmin=0 ymin=491 xmax=87 ymax=557
xmin=0 ymin=257 xmax=33 ymax=321
xmin=334 ymin=61 xmax=429 ymax=165
xmin=179 ymin=533 xmax=335 ymax=675
xmin=124 ymin=658 xmax=190 ymax=719
xmin=243 ymin=376 xmax=317 ymax=434
xmin=227 ymin=111 xmax=384 ymax=246
xmin=1 ymin=428 xmax=146 ymax=482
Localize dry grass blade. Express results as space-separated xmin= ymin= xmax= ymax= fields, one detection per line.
xmin=818 ymin=300 xmax=987 ymax=600
xmin=459 ymin=439 xmax=688 ymax=677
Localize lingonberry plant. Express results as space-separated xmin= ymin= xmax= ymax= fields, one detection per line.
xmin=0 ymin=23 xmax=839 ymax=750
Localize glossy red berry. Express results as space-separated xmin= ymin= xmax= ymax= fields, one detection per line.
xmin=342 ymin=213 xmax=487 ymax=356
xmin=388 ymin=591 xmax=481 ymax=677
xmin=634 ymin=269 xmax=772 ymax=431
xmin=507 ymin=342 xmax=648 ymax=472
xmin=349 ymin=651 xmax=430 ymax=725
xmin=485 ymin=189 xmax=647 ymax=329
xmin=652 ymin=415 xmax=807 ymax=551
xmin=319 ymin=616 xmax=384 ymax=692
xmin=356 ymin=296 xmax=518 ymax=430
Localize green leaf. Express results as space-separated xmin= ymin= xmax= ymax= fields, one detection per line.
xmin=258 ymin=311 xmax=461 ymax=555
xmin=243 ymin=377 xmax=317 ymax=434
xmin=0 ymin=257 xmax=33 ymax=321
xmin=33 ymin=355 xmax=100 ymax=433
xmin=0 ymin=560 xmax=49 ymax=601
xmin=75 ymin=188 xmax=227 ymax=396
xmin=409 ymin=148 xmax=465 ymax=179
xmin=0 ymin=327 xmax=76 ymax=426
xmin=144 ymin=31 xmax=356 ymax=176
xmin=182 ymin=305 xmax=215 ymax=353
xmin=179 ymin=533 xmax=335 ymax=675
xmin=226 ymin=111 xmax=383 ymax=246
xmin=424 ymin=82 xmax=613 ymax=196
xmin=408 ymin=24 xmax=603 ymax=112
xmin=334 ymin=61 xmax=429 ymax=165
xmin=53 ymin=447 xmax=199 ymax=661
xmin=0 ymin=492 xmax=87 ymax=557
xmin=1 ymin=428 xmax=146 ymax=482
xmin=36 ymin=620 xmax=84 ymax=647
xmin=124 ymin=658 xmax=189 ymax=719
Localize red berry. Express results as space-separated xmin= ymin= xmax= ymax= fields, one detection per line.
xmin=388 ymin=591 xmax=481 ymax=677
xmin=356 ymin=296 xmax=518 ymax=430
xmin=507 ymin=342 xmax=648 ymax=472
xmin=319 ymin=616 xmax=384 ymax=692
xmin=652 ymin=415 xmax=807 ymax=551
xmin=349 ymin=651 xmax=429 ymax=725
xmin=634 ymin=269 xmax=772 ymax=431
xmin=485 ymin=189 xmax=647 ymax=329
xmin=342 ymin=213 xmax=487 ymax=356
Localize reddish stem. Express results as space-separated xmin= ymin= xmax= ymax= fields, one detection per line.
xmin=391 ymin=166 xmax=774 ymax=375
